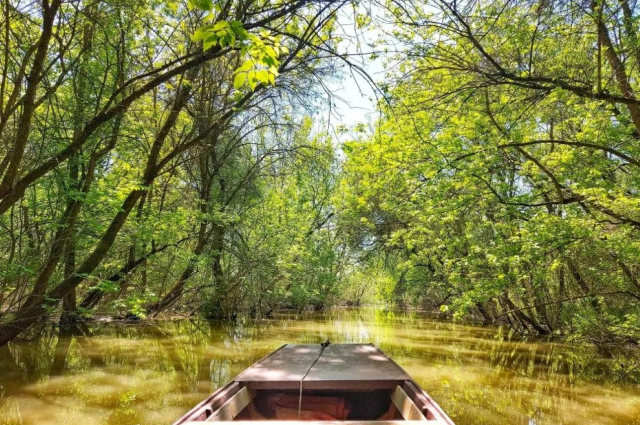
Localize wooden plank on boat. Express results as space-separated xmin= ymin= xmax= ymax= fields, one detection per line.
xmin=390 ymin=385 xmax=427 ymax=421
xmin=303 ymin=344 xmax=411 ymax=389
xmin=235 ymin=344 xmax=323 ymax=389
xmin=206 ymin=387 xmax=256 ymax=422
xmin=403 ymin=380 xmax=455 ymax=424
xmin=173 ymin=381 xmax=242 ymax=425
xmin=236 ymin=343 xmax=411 ymax=390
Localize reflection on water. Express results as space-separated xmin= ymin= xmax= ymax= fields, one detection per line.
xmin=0 ymin=309 xmax=638 ymax=425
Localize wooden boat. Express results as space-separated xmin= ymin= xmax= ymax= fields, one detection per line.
xmin=174 ymin=343 xmax=455 ymax=424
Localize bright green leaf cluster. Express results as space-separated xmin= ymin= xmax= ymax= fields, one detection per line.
xmin=191 ymin=11 xmax=287 ymax=91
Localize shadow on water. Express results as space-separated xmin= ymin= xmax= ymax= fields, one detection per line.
xmin=0 ymin=309 xmax=639 ymax=425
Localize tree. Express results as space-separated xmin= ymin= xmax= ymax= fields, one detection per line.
xmin=339 ymin=0 xmax=640 ymax=343
xmin=0 ymin=0 xmax=349 ymax=346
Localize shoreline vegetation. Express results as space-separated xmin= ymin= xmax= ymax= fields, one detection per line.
xmin=1 ymin=0 xmax=639 ymax=381
xmin=16 ymin=305 xmax=640 ymax=356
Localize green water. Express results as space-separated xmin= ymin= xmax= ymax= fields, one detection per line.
xmin=0 ymin=309 xmax=638 ymax=425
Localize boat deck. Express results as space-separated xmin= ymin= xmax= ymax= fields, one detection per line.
xmin=235 ymin=344 xmax=410 ymax=390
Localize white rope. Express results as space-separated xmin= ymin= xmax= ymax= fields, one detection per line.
xmin=297 ymin=340 xmax=330 ymax=419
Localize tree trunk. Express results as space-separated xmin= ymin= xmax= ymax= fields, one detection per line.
xmin=611 ymin=253 xmax=640 ymax=292
xmin=0 ymin=0 xmax=62 ymax=194
xmin=501 ymin=293 xmax=549 ymax=335
xmin=0 ymin=66 xmax=196 ymax=346
xmin=567 ymin=259 xmax=601 ymax=312
xmin=594 ymin=0 xmax=640 ymax=133
xmin=207 ymin=223 xmax=227 ymax=318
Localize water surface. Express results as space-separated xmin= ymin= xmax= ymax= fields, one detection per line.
xmin=0 ymin=309 xmax=638 ymax=425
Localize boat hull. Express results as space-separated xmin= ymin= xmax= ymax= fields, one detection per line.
xmin=174 ymin=344 xmax=454 ymax=424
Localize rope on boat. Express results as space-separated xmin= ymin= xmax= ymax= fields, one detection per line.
xmin=298 ymin=340 xmax=330 ymax=419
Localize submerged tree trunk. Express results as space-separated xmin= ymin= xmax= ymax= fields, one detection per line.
xmin=60 ymin=242 xmax=78 ymax=325
xmin=60 ymin=7 xmax=96 ymax=326
xmin=500 ymin=293 xmax=549 ymax=335
xmin=475 ymin=302 xmax=492 ymax=324
xmin=147 ymin=147 xmax=214 ymax=315
xmin=207 ymin=222 xmax=227 ymax=318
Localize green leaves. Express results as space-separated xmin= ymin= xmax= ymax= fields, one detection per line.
xmin=231 ymin=31 xmax=284 ymax=90
xmin=337 ymin=0 xmax=640 ymax=348
xmin=191 ymin=19 xmax=283 ymax=91
xmin=188 ymin=0 xmax=213 ymax=12
xmin=191 ymin=20 xmax=246 ymax=49
xmin=233 ymin=59 xmax=278 ymax=90
xmin=233 ymin=72 xmax=246 ymax=89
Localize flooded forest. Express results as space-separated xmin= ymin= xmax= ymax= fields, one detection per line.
xmin=1 ymin=1 xmax=640 ymax=424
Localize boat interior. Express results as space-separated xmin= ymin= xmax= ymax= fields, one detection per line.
xmin=183 ymin=381 xmax=444 ymax=423
xmin=176 ymin=344 xmax=453 ymax=424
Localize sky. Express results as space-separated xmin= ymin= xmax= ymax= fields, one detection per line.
xmin=318 ymin=6 xmax=387 ymax=141
xmin=327 ymin=59 xmax=382 ymax=128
